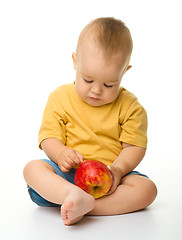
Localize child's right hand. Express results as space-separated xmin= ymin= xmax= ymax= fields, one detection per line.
xmin=58 ymin=147 xmax=84 ymax=172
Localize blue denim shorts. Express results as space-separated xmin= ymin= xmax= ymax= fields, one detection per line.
xmin=27 ymin=159 xmax=149 ymax=207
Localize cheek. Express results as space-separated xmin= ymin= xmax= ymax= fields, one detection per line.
xmin=105 ymin=89 xmax=118 ymax=101
xmin=75 ymin=80 xmax=89 ymax=99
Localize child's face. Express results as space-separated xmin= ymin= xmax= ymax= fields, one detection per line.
xmin=73 ymin=41 xmax=130 ymax=107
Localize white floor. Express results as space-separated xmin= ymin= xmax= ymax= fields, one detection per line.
xmin=1 ymin=159 xmax=182 ymax=240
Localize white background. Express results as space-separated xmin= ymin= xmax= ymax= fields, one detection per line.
xmin=0 ymin=0 xmax=182 ymax=239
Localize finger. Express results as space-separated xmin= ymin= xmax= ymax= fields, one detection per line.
xmin=107 ymin=165 xmax=114 ymax=175
xmin=107 ymin=165 xmax=111 ymax=171
xmin=105 ymin=188 xmax=113 ymax=196
xmin=62 ymin=149 xmax=78 ymax=166
xmin=67 ymin=155 xmax=77 ymax=166
xmin=60 ymin=165 xmax=70 ymax=173
xmin=61 ymin=160 xmax=73 ymax=172
xmin=106 ymin=166 xmax=116 ymax=195
xmin=107 ymin=165 xmax=114 ymax=181
xmin=75 ymin=151 xmax=84 ymax=163
xmin=106 ymin=183 xmax=117 ymax=195
xmin=68 ymin=150 xmax=83 ymax=165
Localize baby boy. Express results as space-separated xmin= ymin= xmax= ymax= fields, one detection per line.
xmin=23 ymin=17 xmax=157 ymax=225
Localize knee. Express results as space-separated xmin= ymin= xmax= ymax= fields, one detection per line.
xmin=23 ymin=159 xmax=55 ymax=182
xmin=140 ymin=179 xmax=158 ymax=209
xmin=23 ymin=160 xmax=43 ymax=182
xmin=23 ymin=160 xmax=36 ymax=180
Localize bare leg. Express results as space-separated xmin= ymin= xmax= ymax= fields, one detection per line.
xmin=23 ymin=160 xmax=95 ymax=225
xmin=23 ymin=161 xmax=157 ymax=223
xmin=88 ymin=175 xmax=157 ymax=216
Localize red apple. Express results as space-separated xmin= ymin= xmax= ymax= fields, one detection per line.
xmin=74 ymin=160 xmax=113 ymax=199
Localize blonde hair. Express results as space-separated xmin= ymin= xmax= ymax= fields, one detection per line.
xmin=76 ymin=17 xmax=133 ymax=64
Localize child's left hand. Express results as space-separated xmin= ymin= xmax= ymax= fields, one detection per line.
xmin=106 ymin=165 xmax=123 ymax=195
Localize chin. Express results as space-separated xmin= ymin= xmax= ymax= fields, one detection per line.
xmin=85 ymin=99 xmax=105 ymax=107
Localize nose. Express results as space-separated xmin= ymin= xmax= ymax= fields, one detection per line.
xmin=91 ymin=84 xmax=103 ymax=95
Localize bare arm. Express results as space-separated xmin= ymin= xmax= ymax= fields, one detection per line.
xmin=41 ymin=138 xmax=84 ymax=172
xmin=113 ymin=142 xmax=146 ymax=177
xmin=41 ymin=138 xmax=67 ymax=164
xmin=107 ymin=142 xmax=146 ymax=194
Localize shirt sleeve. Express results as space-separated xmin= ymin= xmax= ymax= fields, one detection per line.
xmin=119 ymin=99 xmax=148 ymax=148
xmin=38 ymin=92 xmax=67 ymax=149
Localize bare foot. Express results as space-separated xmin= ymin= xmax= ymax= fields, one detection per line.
xmin=61 ymin=187 xmax=95 ymax=225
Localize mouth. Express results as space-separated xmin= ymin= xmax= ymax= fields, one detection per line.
xmin=89 ymin=97 xmax=101 ymax=101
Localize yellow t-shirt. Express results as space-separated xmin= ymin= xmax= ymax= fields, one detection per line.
xmin=38 ymin=83 xmax=147 ymax=166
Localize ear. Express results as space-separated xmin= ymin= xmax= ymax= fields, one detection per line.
xmin=126 ymin=65 xmax=132 ymax=71
xmin=72 ymin=52 xmax=77 ymax=70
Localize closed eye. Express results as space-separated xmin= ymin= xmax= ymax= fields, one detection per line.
xmin=84 ymin=77 xmax=114 ymax=87
xmin=84 ymin=79 xmax=93 ymax=84
xmin=104 ymin=84 xmax=113 ymax=88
